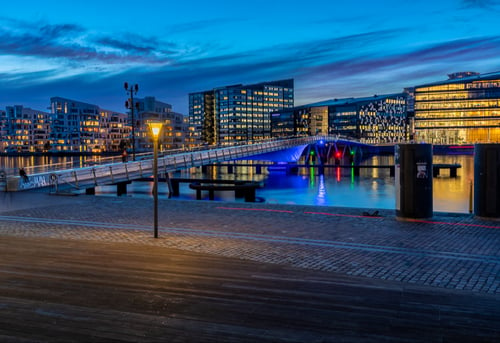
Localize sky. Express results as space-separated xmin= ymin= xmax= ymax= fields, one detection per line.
xmin=1 ymin=0 xmax=500 ymax=115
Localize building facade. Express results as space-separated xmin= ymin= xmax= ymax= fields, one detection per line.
xmin=1 ymin=105 xmax=50 ymax=153
xmin=0 ymin=109 xmax=8 ymax=152
xmin=50 ymin=97 xmax=102 ymax=152
xmin=414 ymin=71 xmax=500 ymax=145
xmin=100 ymin=109 xmax=130 ymax=152
xmin=130 ymin=96 xmax=193 ymax=151
xmin=189 ymin=79 xmax=294 ymax=145
xmin=271 ymin=93 xmax=408 ymax=143
xmin=50 ymin=97 xmax=136 ymax=153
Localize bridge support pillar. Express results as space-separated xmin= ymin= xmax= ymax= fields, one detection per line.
xmin=244 ymin=189 xmax=256 ymax=202
xmin=171 ymin=180 xmax=180 ymax=196
xmin=202 ymin=165 xmax=208 ymax=173
xmin=256 ymin=165 xmax=261 ymax=174
xmin=117 ymin=182 xmax=127 ymax=196
xmin=165 ymin=172 xmax=173 ymax=198
xmin=85 ymin=187 xmax=95 ymax=195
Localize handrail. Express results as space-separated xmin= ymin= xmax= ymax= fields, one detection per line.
xmin=5 ymin=136 xmax=334 ymax=192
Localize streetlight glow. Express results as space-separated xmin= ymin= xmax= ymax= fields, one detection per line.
xmin=150 ymin=123 xmax=162 ymax=137
xmin=148 ymin=120 xmax=163 ymax=239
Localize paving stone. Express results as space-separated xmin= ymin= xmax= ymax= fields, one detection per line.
xmin=1 ymin=192 xmax=499 ymax=295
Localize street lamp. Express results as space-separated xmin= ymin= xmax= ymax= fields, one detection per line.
xmin=148 ymin=120 xmax=163 ymax=238
xmin=124 ymin=82 xmax=139 ymax=161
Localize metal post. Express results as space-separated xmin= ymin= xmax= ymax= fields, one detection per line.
xmin=153 ymin=135 xmax=159 ymax=238
xmin=131 ymin=92 xmax=136 ymax=161
xmin=124 ymin=82 xmax=139 ymax=161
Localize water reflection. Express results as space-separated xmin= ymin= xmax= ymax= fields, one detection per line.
xmin=0 ymin=154 xmax=474 ymax=213
xmin=0 ymin=155 xmax=92 ymax=175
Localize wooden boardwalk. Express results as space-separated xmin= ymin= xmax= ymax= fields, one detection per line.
xmin=0 ymin=235 xmax=498 ymax=342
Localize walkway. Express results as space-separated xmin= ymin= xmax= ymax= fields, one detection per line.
xmin=0 ymin=193 xmax=499 ymax=341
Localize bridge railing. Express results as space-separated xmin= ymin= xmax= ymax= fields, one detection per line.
xmin=5 ymin=136 xmax=325 ymax=192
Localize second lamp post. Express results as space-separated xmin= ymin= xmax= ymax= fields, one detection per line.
xmin=124 ymin=82 xmax=139 ymax=161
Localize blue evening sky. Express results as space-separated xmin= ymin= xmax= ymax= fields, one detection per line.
xmin=1 ymin=0 xmax=499 ymax=114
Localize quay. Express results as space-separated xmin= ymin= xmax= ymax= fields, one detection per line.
xmin=0 ymin=192 xmax=499 ymax=342
xmin=215 ymin=162 xmax=462 ymax=177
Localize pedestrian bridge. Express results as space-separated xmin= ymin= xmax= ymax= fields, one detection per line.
xmin=2 ymin=136 xmax=362 ymax=193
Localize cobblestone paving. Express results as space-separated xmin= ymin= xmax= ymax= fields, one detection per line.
xmin=1 ymin=193 xmax=499 ymax=295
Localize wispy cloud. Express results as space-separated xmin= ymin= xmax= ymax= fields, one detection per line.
xmin=0 ymin=18 xmax=181 ymax=67
xmin=1 ymin=8 xmax=499 ymax=115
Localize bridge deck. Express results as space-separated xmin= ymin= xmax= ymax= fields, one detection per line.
xmin=3 ymin=137 xmax=324 ymax=192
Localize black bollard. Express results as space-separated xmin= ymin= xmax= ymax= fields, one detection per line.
xmin=474 ymin=144 xmax=500 ymax=218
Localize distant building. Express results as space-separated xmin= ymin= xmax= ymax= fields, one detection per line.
xmin=0 ymin=109 xmax=7 ymax=153
xmin=50 ymin=97 xmax=102 ymax=153
xmin=183 ymin=116 xmax=200 ymax=149
xmin=403 ymin=87 xmax=416 ymax=141
xmin=271 ymin=93 xmax=408 ymax=143
xmin=414 ymin=71 xmax=500 ymax=144
xmin=50 ymin=97 xmax=133 ymax=153
xmin=100 ymin=109 xmax=130 ymax=152
xmin=2 ymin=105 xmax=50 ymax=153
xmin=131 ymin=96 xmax=194 ymax=151
xmin=189 ymin=79 xmax=294 ymax=145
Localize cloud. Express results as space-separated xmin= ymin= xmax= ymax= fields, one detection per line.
xmin=0 ymin=17 xmax=179 ymax=68
xmin=295 ymin=35 xmax=500 ymax=84
xmin=1 ymin=12 xmax=500 ymax=116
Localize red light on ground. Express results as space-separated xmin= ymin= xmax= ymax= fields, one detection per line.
xmin=304 ymin=211 xmax=380 ymax=218
xmin=216 ymin=207 xmax=294 ymax=213
xmin=405 ymin=218 xmax=500 ymax=229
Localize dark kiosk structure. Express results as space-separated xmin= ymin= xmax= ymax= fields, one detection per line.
xmin=395 ymin=144 xmax=433 ymax=219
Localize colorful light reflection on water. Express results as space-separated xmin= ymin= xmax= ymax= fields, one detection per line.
xmin=0 ymin=154 xmax=474 ymax=213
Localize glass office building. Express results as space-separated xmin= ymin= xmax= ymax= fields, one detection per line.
xmin=189 ymin=79 xmax=294 ymax=145
xmin=271 ymin=93 xmax=408 ymax=143
xmin=414 ymin=71 xmax=500 ymax=145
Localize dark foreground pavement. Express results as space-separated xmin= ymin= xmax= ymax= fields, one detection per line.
xmin=0 ymin=192 xmax=499 ymax=342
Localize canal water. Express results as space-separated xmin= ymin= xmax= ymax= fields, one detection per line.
xmin=0 ymin=154 xmax=474 ymax=214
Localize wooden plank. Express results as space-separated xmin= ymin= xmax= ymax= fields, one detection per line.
xmin=0 ymin=235 xmax=498 ymax=342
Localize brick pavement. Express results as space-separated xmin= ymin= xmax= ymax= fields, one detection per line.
xmin=0 ymin=192 xmax=499 ymax=295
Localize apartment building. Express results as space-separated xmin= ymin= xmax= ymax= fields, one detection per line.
xmin=0 ymin=109 xmax=7 ymax=152
xmin=50 ymin=97 xmax=102 ymax=153
xmin=100 ymin=109 xmax=130 ymax=152
xmin=1 ymin=105 xmax=50 ymax=153
xmin=130 ymin=96 xmax=193 ymax=151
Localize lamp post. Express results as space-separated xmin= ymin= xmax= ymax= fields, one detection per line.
xmin=148 ymin=120 xmax=163 ymax=238
xmin=124 ymin=82 xmax=139 ymax=161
